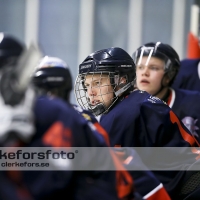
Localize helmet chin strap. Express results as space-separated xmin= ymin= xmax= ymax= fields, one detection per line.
xmin=88 ymin=96 xmax=119 ymax=116
xmin=115 ymin=81 xmax=133 ymax=97
xmin=88 ymin=103 xmax=106 ymax=116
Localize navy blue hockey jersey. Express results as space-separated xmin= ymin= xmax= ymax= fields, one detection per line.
xmin=100 ymin=90 xmax=200 ymax=199
xmin=0 ymin=95 xmax=134 ymax=200
xmin=167 ymin=88 xmax=200 ymax=141
xmin=74 ymin=104 xmax=171 ymax=199
xmin=172 ymin=59 xmax=200 ymax=91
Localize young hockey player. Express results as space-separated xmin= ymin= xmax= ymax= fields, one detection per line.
xmin=133 ymin=42 xmax=200 ymax=140
xmin=75 ymin=46 xmax=200 ymax=199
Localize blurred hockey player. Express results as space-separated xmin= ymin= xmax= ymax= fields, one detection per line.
xmin=75 ymin=46 xmax=200 ymax=200
xmin=133 ymin=42 xmax=200 ymax=140
xmin=0 ymin=33 xmax=134 ymax=200
xmin=0 ymin=32 xmax=36 ymax=145
xmin=0 ymin=32 xmax=24 ymax=68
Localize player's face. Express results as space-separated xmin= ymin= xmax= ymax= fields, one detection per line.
xmin=136 ymin=56 xmax=166 ymax=95
xmin=84 ymin=74 xmax=114 ymax=109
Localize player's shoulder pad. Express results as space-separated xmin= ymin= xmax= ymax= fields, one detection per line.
xmin=73 ymin=104 xmax=84 ymax=113
xmin=134 ymin=90 xmax=166 ymax=104
xmin=72 ymin=104 xmax=96 ymax=122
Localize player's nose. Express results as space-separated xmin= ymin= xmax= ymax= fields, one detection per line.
xmin=88 ymin=86 xmax=97 ymax=97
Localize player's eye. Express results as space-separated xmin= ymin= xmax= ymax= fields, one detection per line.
xmin=149 ymin=66 xmax=158 ymax=70
xmin=95 ymin=81 xmax=101 ymax=86
xmin=149 ymin=65 xmax=163 ymax=71
xmin=84 ymin=84 xmax=89 ymax=89
xmin=137 ymin=65 xmax=144 ymax=70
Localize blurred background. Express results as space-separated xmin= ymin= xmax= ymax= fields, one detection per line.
xmin=0 ymin=0 xmax=199 ymax=103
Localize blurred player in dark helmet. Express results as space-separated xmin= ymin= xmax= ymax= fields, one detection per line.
xmin=0 ymin=34 xmax=135 ymax=200
xmin=0 ymin=32 xmax=24 ymax=68
xmin=33 ymin=56 xmax=72 ymax=102
xmin=33 ymin=55 xmax=171 ymax=200
xmin=0 ymin=32 xmax=35 ymax=145
xmin=75 ymin=46 xmax=200 ymax=200
xmin=133 ymin=42 xmax=200 ymax=140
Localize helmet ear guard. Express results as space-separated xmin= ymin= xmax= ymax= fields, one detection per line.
xmin=165 ymin=68 xmax=176 ymax=83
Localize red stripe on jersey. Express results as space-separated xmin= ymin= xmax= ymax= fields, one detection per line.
xmin=94 ymin=122 xmax=134 ymax=198
xmin=169 ymin=111 xmax=196 ymax=146
xmin=93 ymin=122 xmax=110 ymax=146
xmin=42 ymin=122 xmax=72 ymax=147
xmin=144 ymin=183 xmax=171 ymax=200
xmin=111 ymin=151 xmax=134 ymax=199
xmin=7 ymin=171 xmax=33 ymax=200
xmin=167 ymin=92 xmax=200 ymax=148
